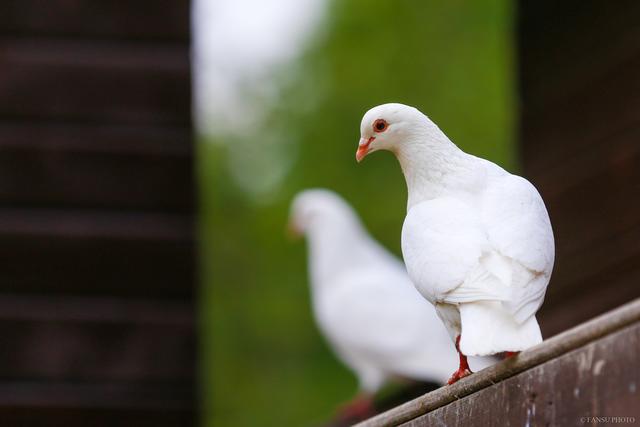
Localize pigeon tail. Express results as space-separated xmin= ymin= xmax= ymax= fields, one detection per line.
xmin=458 ymin=300 xmax=542 ymax=356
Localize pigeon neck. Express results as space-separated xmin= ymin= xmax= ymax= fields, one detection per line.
xmin=395 ymin=134 xmax=478 ymax=209
xmin=307 ymin=219 xmax=376 ymax=286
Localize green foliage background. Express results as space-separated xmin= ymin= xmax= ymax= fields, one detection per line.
xmin=200 ymin=0 xmax=515 ymax=425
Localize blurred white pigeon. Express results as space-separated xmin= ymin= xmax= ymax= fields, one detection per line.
xmin=288 ymin=189 xmax=493 ymax=416
xmin=355 ymin=103 xmax=554 ymax=384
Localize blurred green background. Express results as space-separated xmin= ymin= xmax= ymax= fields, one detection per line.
xmin=199 ymin=0 xmax=515 ymax=425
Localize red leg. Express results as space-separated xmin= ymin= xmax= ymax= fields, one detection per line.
xmin=447 ymin=335 xmax=473 ymax=385
xmin=504 ymin=351 xmax=520 ymax=359
xmin=337 ymin=394 xmax=375 ymax=422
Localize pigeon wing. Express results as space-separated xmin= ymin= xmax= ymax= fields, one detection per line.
xmin=481 ymin=174 xmax=555 ymax=322
xmin=401 ymin=197 xmax=510 ymax=305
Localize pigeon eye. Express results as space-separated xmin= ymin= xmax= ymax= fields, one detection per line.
xmin=373 ymin=119 xmax=388 ymax=133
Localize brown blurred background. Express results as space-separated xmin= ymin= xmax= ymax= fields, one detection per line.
xmin=519 ymin=0 xmax=640 ymax=337
xmin=0 ymin=1 xmax=196 ymax=426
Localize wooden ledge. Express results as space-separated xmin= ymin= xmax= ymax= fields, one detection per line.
xmin=357 ymin=298 xmax=640 ymax=427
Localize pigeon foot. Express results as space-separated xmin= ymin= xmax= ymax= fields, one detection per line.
xmin=447 ymin=334 xmax=473 ymax=385
xmin=447 ymin=367 xmax=472 ymax=385
xmin=338 ymin=395 xmax=375 ymax=422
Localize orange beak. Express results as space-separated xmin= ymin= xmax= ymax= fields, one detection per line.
xmin=356 ymin=136 xmax=375 ymax=163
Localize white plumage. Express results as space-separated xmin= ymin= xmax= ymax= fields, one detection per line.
xmin=289 ymin=189 xmax=492 ymax=394
xmin=356 ymin=103 xmax=554 ymax=361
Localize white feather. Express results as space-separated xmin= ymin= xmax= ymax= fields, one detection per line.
xmin=291 ymin=189 xmax=494 ymax=392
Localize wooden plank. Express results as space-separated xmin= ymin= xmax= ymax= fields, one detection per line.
xmin=0 ymin=122 xmax=193 ymax=211
xmin=539 ymin=263 xmax=640 ymax=337
xmin=521 ymin=52 xmax=640 ymax=175
xmin=357 ymin=298 xmax=640 ymax=426
xmin=518 ymin=0 xmax=640 ymax=336
xmin=0 ymin=241 xmax=194 ymax=296
xmin=0 ymin=39 xmax=191 ymax=125
xmin=525 ymin=83 xmax=640 ymax=332
xmin=0 ymin=1 xmax=197 ymax=423
xmin=546 ymin=224 xmax=640 ymax=299
xmin=518 ymin=0 xmax=640 ymax=110
xmin=0 ymin=382 xmax=193 ymax=409
xmin=0 ymin=295 xmax=194 ymax=382
xmin=0 ymin=209 xmax=194 ymax=297
xmin=0 ymin=122 xmax=191 ymax=154
xmin=0 ymin=208 xmax=192 ymax=240
xmin=0 ymin=406 xmax=194 ymax=427
xmin=402 ymin=323 xmax=639 ymax=426
xmin=536 ymin=225 xmax=640 ymax=337
xmin=0 ymin=0 xmax=190 ymax=41
xmin=537 ymin=135 xmax=639 ymax=257
xmin=530 ymin=126 xmax=640 ymax=206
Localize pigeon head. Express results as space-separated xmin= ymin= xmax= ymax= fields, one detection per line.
xmin=356 ymin=103 xmax=448 ymax=162
xmin=288 ymin=189 xmax=360 ymax=238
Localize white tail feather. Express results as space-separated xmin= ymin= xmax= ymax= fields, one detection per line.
xmin=458 ymin=301 xmax=542 ymax=356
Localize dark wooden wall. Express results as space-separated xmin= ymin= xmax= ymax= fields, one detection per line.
xmin=518 ymin=0 xmax=640 ymax=337
xmin=0 ymin=2 xmax=196 ymax=426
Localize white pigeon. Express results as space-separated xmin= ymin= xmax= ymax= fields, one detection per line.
xmin=288 ymin=189 xmax=493 ymax=414
xmin=355 ymin=103 xmax=554 ymax=384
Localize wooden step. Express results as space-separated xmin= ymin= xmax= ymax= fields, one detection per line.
xmin=357 ymin=298 xmax=640 ymax=426
xmin=0 ymin=122 xmax=193 ymax=211
xmin=0 ymin=209 xmax=194 ymax=297
xmin=0 ymin=0 xmax=190 ymax=41
xmin=0 ymin=39 xmax=191 ymax=126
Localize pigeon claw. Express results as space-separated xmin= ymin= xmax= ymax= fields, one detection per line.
xmin=448 ymin=334 xmax=473 ymax=385
xmin=447 ymin=367 xmax=472 ymax=385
